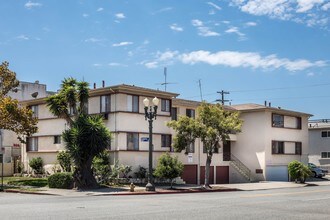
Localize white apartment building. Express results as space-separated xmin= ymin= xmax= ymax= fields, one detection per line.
xmin=17 ymin=84 xmax=311 ymax=183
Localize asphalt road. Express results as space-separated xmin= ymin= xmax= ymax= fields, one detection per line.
xmin=1 ymin=185 xmax=330 ymax=220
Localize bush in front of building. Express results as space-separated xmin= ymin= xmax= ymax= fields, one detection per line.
xmin=48 ymin=172 xmax=74 ymax=189
xmin=57 ymin=151 xmax=72 ymax=172
xmin=154 ymin=152 xmax=184 ymax=189
xmin=288 ymin=160 xmax=312 ymax=183
xmin=29 ymin=157 xmax=44 ymax=174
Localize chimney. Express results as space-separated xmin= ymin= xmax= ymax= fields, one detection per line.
xmin=93 ymin=83 xmax=96 ymax=89
xmin=269 ymin=102 xmax=271 ymax=107
xmin=102 ymin=80 xmax=105 ymax=88
xmin=278 ymin=107 xmax=281 ymax=109
xmin=35 ymin=80 xmax=39 ymax=84
xmin=264 ymin=101 xmax=267 ymax=106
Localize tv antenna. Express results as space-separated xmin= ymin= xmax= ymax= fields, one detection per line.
xmin=155 ymin=67 xmax=177 ymax=91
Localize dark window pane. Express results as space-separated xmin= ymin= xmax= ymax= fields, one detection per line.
xmin=321 ymin=152 xmax=327 ymax=158
xmin=127 ymin=133 xmax=139 ymax=150
xmin=321 ymin=131 xmax=327 ymax=137
xmin=171 ymin=107 xmax=177 ymax=120
xmin=132 ymin=95 xmax=139 ymax=112
xmin=272 ymin=114 xmax=284 ymax=127
xmin=295 ymin=142 xmax=302 ymax=155
xmin=186 ymin=109 xmax=195 ymax=118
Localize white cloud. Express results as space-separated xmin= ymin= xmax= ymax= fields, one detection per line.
xmin=93 ymin=63 xmax=102 ymax=67
xmin=207 ymin=2 xmax=222 ymax=10
xmin=179 ymin=50 xmax=326 ymax=71
xmin=230 ymin=0 xmax=330 ymax=27
xmin=152 ymin=7 xmax=173 ymax=15
xmin=169 ymin=24 xmax=183 ymax=32
xmin=197 ymin=26 xmax=220 ymax=37
xmin=112 ymin=41 xmax=133 ymax=47
xmin=24 ymin=1 xmax=42 ymax=9
xmin=16 ymin=35 xmax=29 ymax=40
xmin=307 ymin=72 xmax=315 ymax=77
xmin=296 ymin=0 xmax=324 ymax=13
xmin=115 ymin=13 xmax=125 ymax=19
xmin=108 ymin=62 xmax=126 ymax=67
xmin=321 ymin=2 xmax=330 ymax=10
xmin=225 ymin=27 xmax=245 ymax=36
xmin=191 ymin=19 xmax=220 ymax=37
xmin=245 ymin=21 xmax=257 ymax=26
xmin=85 ymin=38 xmax=104 ymax=43
xmin=145 ymin=62 xmax=158 ymax=69
xmin=97 ymin=7 xmax=104 ymax=12
xmin=191 ymin=19 xmax=203 ymax=27
xmin=83 ymin=13 xmax=89 ymax=18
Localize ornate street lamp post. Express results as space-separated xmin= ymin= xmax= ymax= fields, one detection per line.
xmin=143 ymin=97 xmax=159 ymax=191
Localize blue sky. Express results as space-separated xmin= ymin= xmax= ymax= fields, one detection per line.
xmin=1 ymin=0 xmax=330 ymax=119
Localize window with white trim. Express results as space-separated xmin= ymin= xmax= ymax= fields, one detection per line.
xmin=27 ymin=137 xmax=38 ymax=152
xmin=321 ymin=152 xmax=330 ymax=158
xmin=127 ymin=95 xmax=139 ymax=112
xmin=161 ymin=99 xmax=171 ymax=112
xmin=127 ymin=133 xmax=139 ymax=151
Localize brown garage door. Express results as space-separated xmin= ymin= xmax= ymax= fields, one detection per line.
xmin=182 ymin=165 xmax=197 ymax=184
xmin=216 ymin=166 xmax=229 ymax=184
xmin=200 ymin=166 xmax=214 ymax=184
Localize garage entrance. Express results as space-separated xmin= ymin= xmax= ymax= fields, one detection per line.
xmin=266 ymin=166 xmax=289 ymax=181
xmin=200 ymin=166 xmax=214 ymax=184
xmin=216 ymin=166 xmax=229 ymax=184
xmin=182 ymin=165 xmax=198 ymax=184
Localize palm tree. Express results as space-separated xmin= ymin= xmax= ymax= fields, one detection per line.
xmin=46 ymin=78 xmax=111 ymax=189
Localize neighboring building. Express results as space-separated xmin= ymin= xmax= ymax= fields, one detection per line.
xmin=308 ymin=119 xmax=330 ymax=170
xmin=0 ymin=81 xmax=49 ymax=176
xmin=18 ymin=84 xmax=311 ymax=183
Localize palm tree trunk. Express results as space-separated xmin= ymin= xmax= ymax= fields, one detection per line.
xmin=74 ymin=158 xmax=98 ymax=189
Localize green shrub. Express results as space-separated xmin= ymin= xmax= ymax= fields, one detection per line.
xmin=57 ymin=151 xmax=72 ymax=172
xmin=92 ymin=150 xmax=111 ymax=184
xmin=134 ymin=166 xmax=147 ymax=179
xmin=154 ymin=152 xmax=184 ymax=188
xmin=29 ymin=157 xmax=43 ymax=174
xmin=48 ymin=172 xmax=73 ymax=189
xmin=288 ymin=160 xmax=312 ymax=183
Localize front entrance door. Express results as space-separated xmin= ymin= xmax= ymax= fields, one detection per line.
xmin=223 ymin=141 xmax=231 ymax=161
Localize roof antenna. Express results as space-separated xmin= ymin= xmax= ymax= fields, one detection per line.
xmin=198 ymin=79 xmax=203 ymax=101
xmin=155 ymin=67 xmax=177 ymax=91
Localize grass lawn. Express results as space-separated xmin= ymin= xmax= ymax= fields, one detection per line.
xmin=2 ymin=176 xmax=48 ymax=187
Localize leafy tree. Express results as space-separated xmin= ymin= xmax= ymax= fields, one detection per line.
xmin=46 ymin=78 xmax=112 ymax=189
xmin=168 ymin=102 xmax=242 ymax=188
xmin=154 ymin=152 xmax=184 ymax=189
xmin=57 ymin=151 xmax=72 ymax=172
xmin=288 ymin=160 xmax=312 ymax=183
xmin=0 ymin=61 xmax=37 ymax=142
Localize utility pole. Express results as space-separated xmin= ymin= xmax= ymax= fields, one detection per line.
xmin=216 ymin=90 xmax=230 ymax=105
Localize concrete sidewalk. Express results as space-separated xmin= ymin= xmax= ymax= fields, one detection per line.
xmin=4 ymin=179 xmax=330 ymax=196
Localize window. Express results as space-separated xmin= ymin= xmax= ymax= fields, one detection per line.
xmin=161 ymin=99 xmax=171 ymax=112
xmin=127 ymin=95 xmax=139 ymax=112
xmin=127 ymin=133 xmax=139 ymax=151
xmin=30 ymin=105 xmax=38 ymax=118
xmin=295 ymin=142 xmax=302 ymax=155
xmin=272 ymin=114 xmax=284 ymax=127
xmin=186 ymin=109 xmax=195 ymax=118
xmin=54 ymin=135 xmax=61 ymax=144
xmin=272 ymin=141 xmax=284 ymax=154
xmin=171 ymin=107 xmax=178 ymax=121
xmin=27 ymin=137 xmax=38 ymax=152
xmin=100 ymin=95 xmax=111 ymax=113
xmin=321 ymin=131 xmax=330 ymax=137
xmin=69 ymin=106 xmax=76 ymax=115
xmin=296 ymin=117 xmax=302 ymax=129
xmin=161 ymin=134 xmax=172 ymax=148
xmin=186 ymin=142 xmax=195 ymax=153
xmin=321 ymin=152 xmax=330 ymax=158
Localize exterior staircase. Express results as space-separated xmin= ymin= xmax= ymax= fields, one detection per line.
xmin=228 ymin=153 xmax=255 ymax=182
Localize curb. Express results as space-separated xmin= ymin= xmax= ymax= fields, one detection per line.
xmin=4 ymin=189 xmax=60 ymax=196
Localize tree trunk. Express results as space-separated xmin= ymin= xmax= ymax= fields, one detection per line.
xmin=204 ymin=155 xmax=212 ymax=189
xmin=74 ymin=158 xmax=98 ymax=189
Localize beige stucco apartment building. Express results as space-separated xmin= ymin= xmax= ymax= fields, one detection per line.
xmin=16 ymin=84 xmax=311 ymax=184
